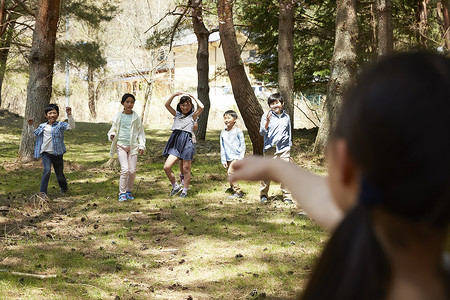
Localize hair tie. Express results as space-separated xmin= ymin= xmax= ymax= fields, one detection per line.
xmin=359 ymin=176 xmax=383 ymax=207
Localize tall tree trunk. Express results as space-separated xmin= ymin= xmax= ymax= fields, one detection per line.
xmin=141 ymin=74 xmax=153 ymax=122
xmin=87 ymin=65 xmax=96 ymax=118
xmin=314 ymin=0 xmax=358 ymax=153
xmin=0 ymin=19 xmax=15 ymax=108
xmin=439 ymin=0 xmax=450 ymax=51
xmin=217 ymin=0 xmax=264 ymax=154
xmin=370 ymin=4 xmax=377 ymax=60
xmin=416 ymin=0 xmax=429 ymax=48
xmin=377 ymin=0 xmax=393 ymax=57
xmin=278 ymin=0 xmax=295 ymax=129
xmin=18 ymin=0 xmax=61 ymax=162
xmin=191 ymin=0 xmax=211 ymax=141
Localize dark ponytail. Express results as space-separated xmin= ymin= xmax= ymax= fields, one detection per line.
xmin=300 ymin=203 xmax=388 ymax=300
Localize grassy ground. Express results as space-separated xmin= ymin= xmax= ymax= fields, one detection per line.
xmin=0 ymin=110 xmax=328 ymax=300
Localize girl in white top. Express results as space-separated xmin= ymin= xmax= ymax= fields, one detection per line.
xmin=108 ymin=93 xmax=146 ymax=202
xmin=163 ymin=92 xmax=204 ymax=198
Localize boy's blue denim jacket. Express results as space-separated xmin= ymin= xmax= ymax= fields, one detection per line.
xmin=33 ymin=121 xmax=70 ymax=158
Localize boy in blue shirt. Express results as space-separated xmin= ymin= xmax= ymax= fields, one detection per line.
xmin=259 ymin=93 xmax=293 ymax=204
xmin=220 ymin=110 xmax=245 ymax=198
xmin=28 ymin=104 xmax=75 ymax=197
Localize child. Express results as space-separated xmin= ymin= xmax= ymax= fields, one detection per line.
xmin=107 ymin=93 xmax=146 ymax=202
xmin=220 ymin=110 xmax=245 ymax=198
xmin=163 ymin=92 xmax=204 ymax=198
xmin=259 ymin=93 xmax=293 ymax=204
xmin=27 ymin=104 xmax=75 ymax=196
xmin=230 ymin=52 xmax=450 ymax=299
xmin=178 ymin=118 xmax=198 ymax=185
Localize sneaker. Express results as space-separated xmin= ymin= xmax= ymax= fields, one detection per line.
xmin=283 ymin=198 xmax=293 ymax=204
xmin=224 ymin=187 xmax=234 ymax=194
xmin=170 ymin=185 xmax=182 ymax=196
xmin=179 ymin=191 xmax=188 ymax=198
xmin=60 ymin=188 xmax=68 ymax=194
xmin=126 ymin=192 xmax=134 ymax=200
xmin=119 ymin=193 xmax=127 ymax=202
xmin=38 ymin=192 xmax=49 ymax=200
xmin=228 ymin=192 xmax=244 ymax=199
xmin=260 ymin=195 xmax=268 ymax=203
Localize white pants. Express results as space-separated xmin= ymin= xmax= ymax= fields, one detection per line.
xmin=117 ymin=144 xmax=137 ymax=194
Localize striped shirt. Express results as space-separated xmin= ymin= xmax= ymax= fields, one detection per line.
xmin=171 ymin=111 xmax=195 ymax=134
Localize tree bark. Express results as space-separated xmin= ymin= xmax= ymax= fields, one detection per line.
xmin=439 ymin=0 xmax=450 ymax=51
xmin=314 ymin=0 xmax=358 ymax=153
xmin=18 ymin=0 xmax=61 ymax=162
xmin=416 ymin=0 xmax=429 ymax=48
xmin=377 ymin=0 xmax=393 ymax=57
xmin=190 ymin=0 xmax=211 ymax=141
xmin=217 ymin=0 xmax=264 ymax=155
xmin=87 ymin=65 xmax=96 ymax=118
xmin=278 ymin=0 xmax=295 ymax=128
xmin=0 ymin=19 xmax=15 ymax=108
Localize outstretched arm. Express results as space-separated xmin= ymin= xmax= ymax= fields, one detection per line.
xmin=229 ymin=157 xmax=344 ymax=232
xmin=165 ymin=92 xmax=183 ymax=117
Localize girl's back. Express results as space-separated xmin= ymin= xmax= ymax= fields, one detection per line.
xmin=300 ymin=52 xmax=450 ymax=300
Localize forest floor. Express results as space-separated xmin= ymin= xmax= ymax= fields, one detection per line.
xmin=0 ymin=110 xmax=328 ymax=300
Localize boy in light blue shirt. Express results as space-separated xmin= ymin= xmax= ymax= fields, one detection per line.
xmin=259 ymin=93 xmax=293 ymax=204
xmin=220 ymin=110 xmax=245 ymax=198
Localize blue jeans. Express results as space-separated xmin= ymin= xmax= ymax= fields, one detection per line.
xmin=40 ymin=152 xmax=68 ymax=194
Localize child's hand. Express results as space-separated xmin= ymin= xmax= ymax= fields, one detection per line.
xmin=66 ymin=107 xmax=72 ymax=115
xmin=265 ymin=111 xmax=272 ymax=129
xmin=138 ymin=149 xmax=144 ymax=155
xmin=27 ymin=118 xmax=34 ymax=125
xmin=110 ymin=134 xmax=115 ymax=140
xmin=228 ymin=156 xmax=275 ymax=183
xmin=223 ymin=163 xmax=228 ymax=169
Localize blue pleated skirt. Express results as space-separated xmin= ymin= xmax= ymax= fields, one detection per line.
xmin=163 ymin=130 xmax=194 ymax=161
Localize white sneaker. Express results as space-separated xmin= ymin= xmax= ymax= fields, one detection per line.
xmin=170 ymin=185 xmax=182 ymax=196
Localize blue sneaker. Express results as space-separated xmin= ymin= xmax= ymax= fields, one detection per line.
xmin=126 ymin=192 xmax=134 ymax=200
xmin=119 ymin=193 xmax=127 ymax=202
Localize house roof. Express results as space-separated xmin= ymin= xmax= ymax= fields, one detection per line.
xmin=173 ymin=31 xmax=221 ymax=47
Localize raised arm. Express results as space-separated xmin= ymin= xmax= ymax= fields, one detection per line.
xmin=229 ymin=157 xmax=344 ymax=232
xmin=66 ymin=107 xmax=76 ymax=130
xmin=188 ymin=93 xmax=204 ymax=120
xmin=27 ymin=118 xmax=35 ymax=137
xmin=165 ymin=92 xmax=183 ymax=117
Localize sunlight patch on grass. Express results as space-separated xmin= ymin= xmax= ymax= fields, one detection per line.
xmin=0 ymin=133 xmax=20 ymax=142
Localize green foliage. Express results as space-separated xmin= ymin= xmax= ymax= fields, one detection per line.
xmin=55 ymin=41 xmax=107 ymax=71
xmin=238 ymin=0 xmax=335 ymax=94
xmin=238 ymin=0 xmax=449 ymax=94
xmin=62 ymin=0 xmax=119 ymax=27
